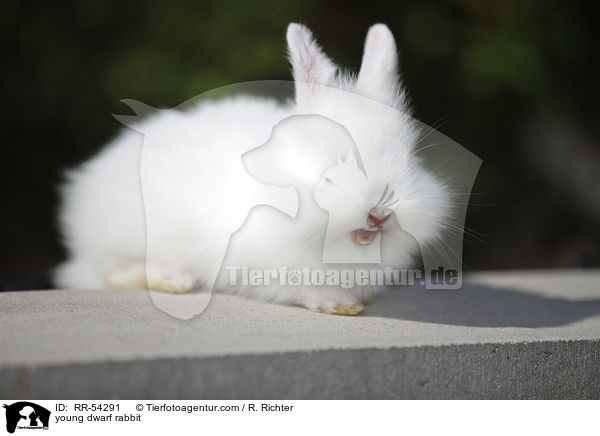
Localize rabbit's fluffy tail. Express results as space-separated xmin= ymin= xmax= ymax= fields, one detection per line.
xmin=53 ymin=257 xmax=104 ymax=289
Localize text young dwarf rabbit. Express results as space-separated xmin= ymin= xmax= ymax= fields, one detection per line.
xmin=55 ymin=23 xmax=451 ymax=316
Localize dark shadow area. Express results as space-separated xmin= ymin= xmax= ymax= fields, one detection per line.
xmin=1 ymin=1 xmax=600 ymax=290
xmin=366 ymin=282 xmax=600 ymax=328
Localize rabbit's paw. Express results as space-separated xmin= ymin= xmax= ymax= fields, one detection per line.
xmin=319 ymin=303 xmax=364 ymax=316
xmin=146 ymin=270 xmax=194 ymax=293
xmin=298 ymin=288 xmax=365 ymax=315
xmin=309 ymin=301 xmax=364 ymax=316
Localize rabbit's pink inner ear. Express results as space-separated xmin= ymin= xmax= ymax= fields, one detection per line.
xmin=355 ymin=23 xmax=400 ymax=102
xmin=286 ymin=23 xmax=337 ymax=104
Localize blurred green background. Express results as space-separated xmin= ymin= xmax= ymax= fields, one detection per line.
xmin=1 ymin=0 xmax=599 ymax=289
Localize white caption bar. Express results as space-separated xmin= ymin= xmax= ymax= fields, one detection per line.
xmin=0 ymin=400 xmax=596 ymax=435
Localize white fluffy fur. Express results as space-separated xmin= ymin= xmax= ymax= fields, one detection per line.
xmin=55 ymin=23 xmax=451 ymax=313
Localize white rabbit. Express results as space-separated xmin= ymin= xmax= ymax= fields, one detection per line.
xmin=55 ymin=23 xmax=451 ymax=317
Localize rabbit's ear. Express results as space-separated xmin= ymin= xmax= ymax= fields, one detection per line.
xmin=287 ymin=23 xmax=337 ymax=105
xmin=355 ymin=24 xmax=400 ymax=103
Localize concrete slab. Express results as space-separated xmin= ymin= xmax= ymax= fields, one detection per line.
xmin=1 ymin=269 xmax=599 ymax=398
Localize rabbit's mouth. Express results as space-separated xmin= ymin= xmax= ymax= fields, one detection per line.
xmin=350 ymin=228 xmax=380 ymax=246
xmin=350 ymin=209 xmax=391 ymax=245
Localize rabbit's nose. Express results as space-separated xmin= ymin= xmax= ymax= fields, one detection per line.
xmin=367 ymin=207 xmax=392 ymax=229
